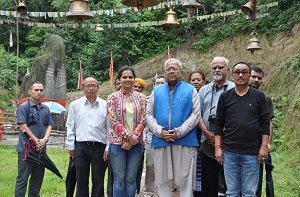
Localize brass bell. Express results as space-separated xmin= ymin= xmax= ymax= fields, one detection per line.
xmin=66 ymin=0 xmax=94 ymax=25
xmin=162 ymin=1 xmax=180 ymax=27
xmin=182 ymin=0 xmax=204 ymax=9
xmin=94 ymin=24 xmax=104 ymax=31
xmin=122 ymin=0 xmax=160 ymax=11
xmin=241 ymin=1 xmax=254 ymax=16
xmin=17 ymin=0 xmax=28 ymax=14
xmin=246 ymin=6 xmax=263 ymax=20
xmin=247 ymin=34 xmax=262 ymax=54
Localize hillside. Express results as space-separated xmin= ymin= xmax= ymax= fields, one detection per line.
xmin=68 ymin=23 xmax=300 ymax=100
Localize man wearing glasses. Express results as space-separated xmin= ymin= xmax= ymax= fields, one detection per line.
xmin=198 ymin=56 xmax=234 ymax=197
xmin=214 ymin=62 xmax=270 ymax=197
xmin=66 ymin=77 xmax=109 ymax=197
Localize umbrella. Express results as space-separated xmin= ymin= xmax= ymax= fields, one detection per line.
xmin=42 ymin=101 xmax=67 ymax=114
xmin=23 ymin=131 xmax=63 ymax=179
xmin=66 ymin=157 xmax=76 ymax=197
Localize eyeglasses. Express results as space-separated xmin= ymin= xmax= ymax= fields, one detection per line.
xmin=166 ymin=67 xmax=181 ymax=72
xmin=83 ymin=84 xmax=98 ymax=88
xmin=233 ymin=71 xmax=249 ymax=76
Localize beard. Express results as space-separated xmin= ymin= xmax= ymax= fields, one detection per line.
xmin=213 ymin=72 xmax=223 ymax=81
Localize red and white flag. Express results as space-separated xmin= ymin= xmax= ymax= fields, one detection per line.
xmin=109 ymin=52 xmax=114 ymax=89
xmin=77 ymin=61 xmax=83 ymax=90
xmin=9 ymin=32 xmax=13 ymax=47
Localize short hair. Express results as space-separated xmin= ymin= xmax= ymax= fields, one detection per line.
xmin=232 ymin=61 xmax=251 ymax=72
xmin=153 ymin=76 xmax=165 ymax=83
xmin=211 ymin=56 xmax=230 ymax=67
xmin=164 ymin=58 xmax=183 ymax=71
xmin=251 ymin=66 xmax=264 ymax=77
xmin=82 ymin=77 xmax=99 ymax=86
xmin=188 ymin=70 xmax=206 ymax=82
xmin=29 ymin=81 xmax=43 ymax=89
xmin=117 ymin=66 xmax=136 ymax=80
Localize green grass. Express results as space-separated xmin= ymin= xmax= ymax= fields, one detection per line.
xmin=0 ymin=145 xmax=110 ymax=197
xmin=1 ymin=145 xmax=300 ymax=196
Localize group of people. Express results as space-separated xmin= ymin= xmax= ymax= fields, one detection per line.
xmin=14 ymin=56 xmax=275 ymax=197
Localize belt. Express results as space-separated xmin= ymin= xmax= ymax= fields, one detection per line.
xmin=76 ymin=141 xmax=103 ymax=146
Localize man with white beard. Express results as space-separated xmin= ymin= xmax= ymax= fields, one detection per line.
xmin=198 ymin=56 xmax=235 ymax=197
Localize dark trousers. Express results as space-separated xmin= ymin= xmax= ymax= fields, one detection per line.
xmin=75 ymin=141 xmax=107 ymax=197
xmin=136 ymin=149 xmax=145 ymax=194
xmin=256 ymin=153 xmax=274 ymax=197
xmin=106 ymin=159 xmax=114 ymax=197
xmin=201 ymin=152 xmax=226 ymax=197
xmin=15 ymin=152 xmax=45 ymax=197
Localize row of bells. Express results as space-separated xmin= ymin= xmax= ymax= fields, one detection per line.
xmin=17 ymin=0 xmax=261 ymax=53
xmin=65 ymin=0 xmax=204 ymax=25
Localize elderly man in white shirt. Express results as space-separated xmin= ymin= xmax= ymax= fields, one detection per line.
xmin=66 ymin=77 xmax=109 ymax=197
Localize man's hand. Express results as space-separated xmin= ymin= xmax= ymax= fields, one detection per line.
xmin=267 ymin=143 xmax=272 ymax=152
xmin=204 ymin=130 xmax=215 ymax=145
xmin=69 ymin=150 xmax=75 ymax=159
xmin=161 ymin=129 xmax=177 ymax=142
xmin=258 ymin=145 xmax=268 ymax=163
xmin=103 ymin=150 xmax=109 ymax=161
xmin=36 ymin=138 xmax=47 ymax=152
xmin=215 ymin=146 xmax=223 ymax=165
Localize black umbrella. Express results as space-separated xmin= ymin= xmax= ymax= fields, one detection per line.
xmin=66 ymin=157 xmax=76 ymax=197
xmin=22 ymin=131 xmax=63 ymax=179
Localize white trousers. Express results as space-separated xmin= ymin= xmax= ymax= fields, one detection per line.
xmin=157 ymin=157 xmax=195 ymax=197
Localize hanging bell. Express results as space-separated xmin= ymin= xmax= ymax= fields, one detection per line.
xmin=94 ymin=24 xmax=104 ymax=31
xmin=162 ymin=1 xmax=180 ymax=27
xmin=241 ymin=1 xmax=254 ymax=16
xmin=122 ymin=0 xmax=160 ymax=11
xmin=66 ymin=0 xmax=94 ymax=25
xmin=182 ymin=0 xmax=204 ymax=9
xmin=246 ymin=6 xmax=263 ymax=20
xmin=16 ymin=0 xmax=28 ymax=14
xmin=247 ymin=34 xmax=262 ymax=54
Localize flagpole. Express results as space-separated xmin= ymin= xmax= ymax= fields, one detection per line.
xmin=16 ymin=15 xmax=19 ymax=88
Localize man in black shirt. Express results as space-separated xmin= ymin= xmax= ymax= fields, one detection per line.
xmin=214 ymin=62 xmax=270 ymax=197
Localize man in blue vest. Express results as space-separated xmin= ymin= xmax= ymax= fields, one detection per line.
xmin=146 ymin=58 xmax=200 ymax=197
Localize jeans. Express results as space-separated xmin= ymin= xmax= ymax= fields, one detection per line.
xmin=15 ymin=152 xmax=45 ymax=197
xmin=110 ymin=144 xmax=143 ymax=197
xmin=223 ymin=150 xmax=260 ymax=197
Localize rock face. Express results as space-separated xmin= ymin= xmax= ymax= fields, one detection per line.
xmin=18 ymin=34 xmax=67 ymax=100
xmin=18 ymin=35 xmax=67 ymax=131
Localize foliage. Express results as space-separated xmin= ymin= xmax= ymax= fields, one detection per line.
xmin=0 ymin=0 xmax=299 ymax=94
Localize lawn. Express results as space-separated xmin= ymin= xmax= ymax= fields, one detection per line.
xmin=0 ymin=145 xmax=110 ymax=197
xmin=0 ymin=145 xmax=299 ymax=196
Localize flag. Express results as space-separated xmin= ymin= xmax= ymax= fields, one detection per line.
xmin=9 ymin=31 xmax=13 ymax=47
xmin=167 ymin=46 xmax=171 ymax=59
xmin=109 ymin=52 xmax=114 ymax=89
xmin=77 ymin=61 xmax=83 ymax=90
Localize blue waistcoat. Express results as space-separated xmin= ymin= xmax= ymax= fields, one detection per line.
xmin=151 ymin=80 xmax=198 ymax=148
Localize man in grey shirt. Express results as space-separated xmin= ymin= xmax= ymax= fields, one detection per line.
xmin=198 ymin=56 xmax=235 ymax=197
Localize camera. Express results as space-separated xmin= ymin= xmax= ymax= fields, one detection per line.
xmin=208 ymin=114 xmax=216 ymax=124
